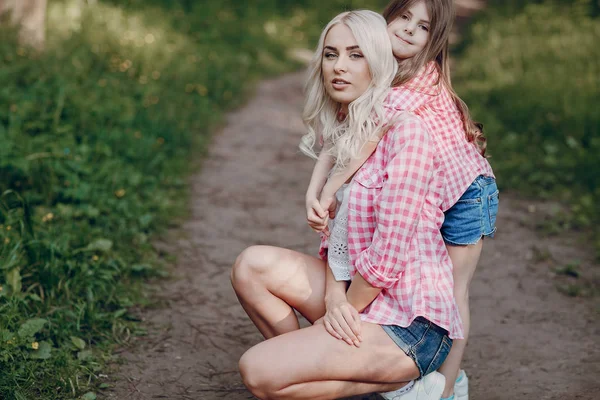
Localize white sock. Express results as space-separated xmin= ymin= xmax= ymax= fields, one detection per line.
xmin=382 ymin=380 xmax=415 ymax=396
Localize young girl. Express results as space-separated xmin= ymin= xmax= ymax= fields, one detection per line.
xmin=232 ymin=9 xmax=459 ymax=400
xmin=305 ymin=1 xmax=499 ymax=399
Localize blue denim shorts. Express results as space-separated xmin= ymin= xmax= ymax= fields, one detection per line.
xmin=441 ymin=175 xmax=499 ymax=246
xmin=382 ymin=317 xmax=453 ymax=378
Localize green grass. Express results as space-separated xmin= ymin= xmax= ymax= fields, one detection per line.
xmin=453 ymin=0 xmax=600 ymax=256
xmin=0 ymin=0 xmax=388 ymax=398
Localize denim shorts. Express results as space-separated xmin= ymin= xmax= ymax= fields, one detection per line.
xmin=382 ymin=317 xmax=453 ymax=378
xmin=441 ymin=175 xmax=499 ymax=246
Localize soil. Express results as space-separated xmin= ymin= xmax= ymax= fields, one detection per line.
xmin=103 ymin=2 xmax=600 ymax=399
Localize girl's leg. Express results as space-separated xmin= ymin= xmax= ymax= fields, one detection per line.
xmin=437 ymin=241 xmax=483 ymax=398
xmin=230 ymin=245 xmax=328 ymax=338
xmin=240 ymin=322 xmax=419 ymax=400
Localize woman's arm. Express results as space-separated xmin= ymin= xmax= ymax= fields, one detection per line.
xmin=321 ymin=265 xmax=363 ymax=346
xmin=353 ymin=116 xmax=435 ymax=289
xmin=346 ymin=272 xmax=381 ymax=312
xmin=324 ymin=263 xmax=348 ymax=305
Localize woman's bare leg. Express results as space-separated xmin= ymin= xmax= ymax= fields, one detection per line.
xmin=240 ymin=322 xmax=419 ymax=400
xmin=438 ymin=240 xmax=483 ymax=397
xmin=230 ymin=245 xmax=328 ymax=338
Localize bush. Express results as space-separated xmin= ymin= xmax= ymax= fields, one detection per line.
xmin=453 ymin=0 xmax=600 ymax=254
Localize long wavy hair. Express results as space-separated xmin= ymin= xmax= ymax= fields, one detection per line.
xmin=384 ymin=0 xmax=486 ymax=155
xmin=300 ymin=10 xmax=398 ymax=170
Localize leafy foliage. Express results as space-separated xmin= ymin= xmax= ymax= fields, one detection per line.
xmin=453 ymin=0 xmax=600 ymax=255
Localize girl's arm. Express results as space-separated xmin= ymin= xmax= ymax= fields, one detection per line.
xmin=306 ymin=149 xmax=334 ymax=232
xmin=319 ymin=139 xmax=380 ymax=212
xmin=306 ymin=149 xmax=334 ymax=204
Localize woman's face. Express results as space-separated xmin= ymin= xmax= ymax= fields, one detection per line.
xmin=321 ymin=23 xmax=371 ymax=106
xmin=387 ymin=0 xmax=430 ymax=60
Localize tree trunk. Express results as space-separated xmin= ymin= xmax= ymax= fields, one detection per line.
xmin=0 ymin=0 xmax=48 ymax=50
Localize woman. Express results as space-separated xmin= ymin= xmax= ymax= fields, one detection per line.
xmin=231 ymin=10 xmax=455 ymax=400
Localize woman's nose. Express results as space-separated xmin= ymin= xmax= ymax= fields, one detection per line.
xmin=404 ymin=25 xmax=414 ymax=35
xmin=334 ymin=56 xmax=347 ymax=73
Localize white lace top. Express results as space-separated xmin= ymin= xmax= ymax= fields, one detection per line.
xmin=327 ymin=183 xmax=352 ymax=281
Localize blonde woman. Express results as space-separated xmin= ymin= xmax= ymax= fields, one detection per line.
xmin=306 ymin=2 xmax=499 ymax=399
xmin=231 ymin=10 xmax=454 ymax=400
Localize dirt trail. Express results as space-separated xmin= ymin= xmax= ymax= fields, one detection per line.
xmin=105 ymin=4 xmax=599 ymax=400
xmin=104 ymin=70 xmax=600 ymax=400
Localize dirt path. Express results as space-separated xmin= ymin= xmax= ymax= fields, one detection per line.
xmin=104 ymin=5 xmax=599 ymax=400
xmin=103 ymin=70 xmax=599 ymax=400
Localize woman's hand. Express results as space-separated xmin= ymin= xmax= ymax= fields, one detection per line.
xmin=322 ymin=295 xmax=363 ymax=347
xmin=306 ymin=197 xmax=330 ymax=235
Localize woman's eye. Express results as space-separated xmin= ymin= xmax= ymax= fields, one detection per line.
xmin=419 ymin=25 xmax=429 ymax=32
xmin=350 ymin=53 xmax=364 ymax=59
xmin=401 ymin=14 xmax=409 ymax=20
xmin=324 ymin=53 xmax=337 ymax=59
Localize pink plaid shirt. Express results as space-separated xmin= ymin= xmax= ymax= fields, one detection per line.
xmin=386 ymin=62 xmax=494 ymax=210
xmin=319 ymin=64 xmax=494 ymax=339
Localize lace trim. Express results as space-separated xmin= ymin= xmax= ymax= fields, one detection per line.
xmin=327 ymin=184 xmax=352 ymax=281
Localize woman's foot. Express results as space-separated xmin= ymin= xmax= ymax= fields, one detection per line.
xmin=380 ymin=372 xmax=445 ymax=400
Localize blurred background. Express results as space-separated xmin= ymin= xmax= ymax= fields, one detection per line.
xmin=0 ymin=0 xmax=597 ymax=398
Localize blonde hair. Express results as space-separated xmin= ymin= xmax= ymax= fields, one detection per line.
xmin=300 ymin=10 xmax=398 ymax=170
xmin=384 ymin=0 xmax=487 ymax=155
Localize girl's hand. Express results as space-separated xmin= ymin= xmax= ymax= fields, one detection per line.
xmin=319 ymin=195 xmax=338 ymax=220
xmin=323 ymin=296 xmax=363 ymax=347
xmin=306 ymin=198 xmax=330 ymax=235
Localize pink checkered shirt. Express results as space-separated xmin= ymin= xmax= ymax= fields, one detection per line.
xmin=318 ymin=63 xmax=494 ymax=339
xmin=386 ymin=62 xmax=495 ymax=210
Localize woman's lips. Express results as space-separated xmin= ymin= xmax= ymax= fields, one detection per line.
xmin=332 ymin=78 xmax=350 ymax=90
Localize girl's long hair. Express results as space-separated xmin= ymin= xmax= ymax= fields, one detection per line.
xmin=384 ymin=0 xmax=486 ymax=155
xmin=300 ymin=10 xmax=398 ymax=170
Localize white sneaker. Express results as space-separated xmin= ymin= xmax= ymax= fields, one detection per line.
xmin=380 ymin=372 xmax=445 ymax=400
xmin=454 ymin=370 xmax=468 ymax=400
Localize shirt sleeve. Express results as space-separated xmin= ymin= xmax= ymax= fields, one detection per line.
xmin=385 ymin=65 xmax=440 ymax=112
xmin=353 ymin=116 xmax=435 ymax=289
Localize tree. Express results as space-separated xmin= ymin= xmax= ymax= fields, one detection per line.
xmin=0 ymin=0 xmax=48 ymax=50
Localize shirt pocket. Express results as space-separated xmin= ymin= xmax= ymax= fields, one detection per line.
xmin=348 ymin=167 xmax=385 ymax=217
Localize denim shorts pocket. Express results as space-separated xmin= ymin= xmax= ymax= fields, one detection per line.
xmin=422 ymin=335 xmax=453 ymax=376
xmin=486 ymin=189 xmax=499 ymax=236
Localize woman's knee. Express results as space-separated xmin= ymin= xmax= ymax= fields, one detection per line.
xmin=231 ymin=245 xmax=268 ymax=289
xmin=239 ymin=347 xmax=281 ymax=399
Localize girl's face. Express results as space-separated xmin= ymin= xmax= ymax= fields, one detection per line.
xmin=321 ymin=23 xmax=372 ymax=106
xmin=387 ymin=0 xmax=430 ymax=60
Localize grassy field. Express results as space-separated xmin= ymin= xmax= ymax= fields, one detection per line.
xmin=453 ymin=0 xmax=600 ymax=256
xmin=0 ymin=0 xmax=388 ymax=398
